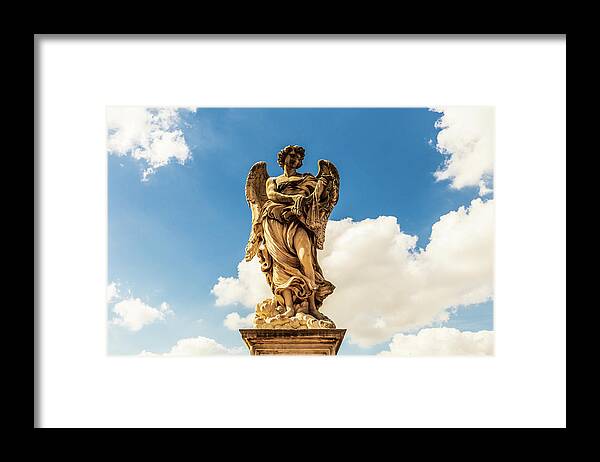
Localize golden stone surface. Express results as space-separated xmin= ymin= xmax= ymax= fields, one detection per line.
xmin=240 ymin=329 xmax=346 ymax=355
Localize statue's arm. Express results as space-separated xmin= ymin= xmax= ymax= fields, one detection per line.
xmin=265 ymin=178 xmax=297 ymax=205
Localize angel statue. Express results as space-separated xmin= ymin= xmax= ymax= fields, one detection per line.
xmin=244 ymin=145 xmax=340 ymax=329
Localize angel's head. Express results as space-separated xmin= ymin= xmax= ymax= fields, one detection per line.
xmin=277 ymin=145 xmax=305 ymax=169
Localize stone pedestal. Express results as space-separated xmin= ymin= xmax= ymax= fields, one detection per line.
xmin=239 ymin=329 xmax=346 ymax=355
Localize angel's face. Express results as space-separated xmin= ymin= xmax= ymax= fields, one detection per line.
xmin=285 ymin=150 xmax=303 ymax=169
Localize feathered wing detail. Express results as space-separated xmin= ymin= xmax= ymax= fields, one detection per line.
xmin=308 ymin=159 xmax=340 ymax=249
xmin=317 ymin=159 xmax=340 ymax=210
xmin=244 ymin=161 xmax=269 ymax=261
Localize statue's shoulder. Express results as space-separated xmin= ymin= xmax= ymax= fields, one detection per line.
xmin=296 ymin=172 xmax=315 ymax=181
xmin=297 ymin=172 xmax=317 ymax=182
xmin=267 ymin=175 xmax=281 ymax=188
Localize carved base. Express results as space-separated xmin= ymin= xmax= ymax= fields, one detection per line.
xmin=239 ymin=329 xmax=346 ymax=355
xmin=254 ymin=298 xmax=336 ymax=329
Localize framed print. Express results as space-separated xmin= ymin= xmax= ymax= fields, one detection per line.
xmin=36 ymin=35 xmax=566 ymax=428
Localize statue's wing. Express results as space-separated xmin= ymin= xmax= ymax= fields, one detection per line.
xmin=316 ymin=159 xmax=340 ymax=212
xmin=244 ymin=161 xmax=269 ymax=261
xmin=312 ymin=159 xmax=340 ymax=249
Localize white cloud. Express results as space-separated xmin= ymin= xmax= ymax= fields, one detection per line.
xmin=106 ymin=281 xmax=120 ymax=303
xmin=379 ymin=328 xmax=494 ymax=356
xmin=106 ymin=107 xmax=192 ymax=181
xmin=111 ymin=297 xmax=174 ymax=332
xmin=430 ymin=106 xmax=494 ymax=194
xmin=224 ymin=312 xmax=255 ymax=330
xmin=139 ymin=336 xmax=244 ymax=356
xmin=212 ymin=198 xmax=494 ymax=347
xmin=478 ymin=180 xmax=493 ymax=196
xmin=211 ymin=259 xmax=271 ymax=308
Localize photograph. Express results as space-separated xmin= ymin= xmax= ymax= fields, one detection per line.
xmin=107 ymin=107 xmax=495 ymax=356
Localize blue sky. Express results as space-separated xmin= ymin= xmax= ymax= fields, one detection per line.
xmin=107 ymin=107 xmax=494 ymax=356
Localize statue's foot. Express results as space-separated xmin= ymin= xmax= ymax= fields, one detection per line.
xmin=308 ymin=307 xmax=326 ymax=321
xmin=295 ymin=302 xmax=310 ymax=315
xmin=279 ymin=306 xmax=295 ymax=318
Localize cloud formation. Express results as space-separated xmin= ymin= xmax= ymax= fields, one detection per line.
xmin=223 ymin=312 xmax=255 ymax=330
xmin=111 ymin=298 xmax=174 ymax=332
xmin=106 ymin=107 xmax=193 ymax=181
xmin=139 ymin=336 xmax=244 ymax=356
xmin=211 ymin=260 xmax=271 ymax=308
xmin=430 ymin=106 xmax=494 ymax=194
xmin=379 ymin=328 xmax=494 ymax=356
xmin=106 ymin=281 xmax=120 ymax=303
xmin=212 ymin=198 xmax=494 ymax=347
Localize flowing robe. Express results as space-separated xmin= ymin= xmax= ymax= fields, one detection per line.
xmin=258 ymin=173 xmax=335 ymax=310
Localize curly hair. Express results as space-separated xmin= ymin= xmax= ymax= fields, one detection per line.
xmin=277 ymin=145 xmax=305 ymax=168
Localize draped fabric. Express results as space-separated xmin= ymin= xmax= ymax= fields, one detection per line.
xmin=258 ymin=173 xmax=335 ymax=310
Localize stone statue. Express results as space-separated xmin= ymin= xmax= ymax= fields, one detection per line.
xmin=245 ymin=145 xmax=340 ymax=329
